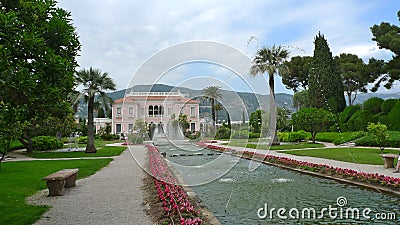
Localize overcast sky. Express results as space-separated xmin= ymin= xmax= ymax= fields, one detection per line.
xmin=58 ymin=0 xmax=399 ymax=94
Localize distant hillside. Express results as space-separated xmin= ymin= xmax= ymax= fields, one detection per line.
xmin=352 ymin=92 xmax=400 ymax=105
xmin=104 ymin=84 xmax=294 ymax=121
xmin=75 ymin=84 xmax=400 ymax=120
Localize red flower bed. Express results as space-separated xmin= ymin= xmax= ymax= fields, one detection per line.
xmin=146 ymin=144 xmax=203 ymax=225
xmin=196 ymin=142 xmax=400 ymax=190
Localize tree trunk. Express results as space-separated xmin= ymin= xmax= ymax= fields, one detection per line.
xmin=86 ymin=96 xmax=97 ymax=153
xmin=227 ymin=111 xmax=231 ymax=127
xmin=269 ymin=74 xmax=280 ymax=146
xmin=347 ymin=92 xmax=352 ymax=106
xmin=211 ymin=98 xmax=216 ymax=129
xmin=20 ymin=133 xmax=33 ymax=154
xmin=312 ymin=133 xmax=316 ymax=143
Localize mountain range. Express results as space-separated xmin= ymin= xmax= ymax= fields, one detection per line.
xmin=75 ymin=84 xmax=400 ymax=121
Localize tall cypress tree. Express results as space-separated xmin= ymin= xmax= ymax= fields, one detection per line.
xmin=309 ymin=32 xmax=346 ymax=113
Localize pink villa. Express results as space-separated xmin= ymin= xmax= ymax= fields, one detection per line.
xmin=111 ymin=91 xmax=200 ymax=134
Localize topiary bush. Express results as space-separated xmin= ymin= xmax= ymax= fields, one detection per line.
xmin=278 ymin=131 xmax=307 ymax=142
xmin=32 ymin=136 xmax=63 ymax=151
xmin=387 ymin=101 xmax=400 ymax=131
xmin=77 ymin=136 xmax=88 ymax=144
xmin=363 ymin=97 xmax=384 ymax=114
xmin=347 ymin=109 xmax=361 ymax=131
xmin=100 ymin=134 xmax=119 ymax=141
xmin=339 ymin=105 xmax=361 ymax=124
xmin=354 ymin=110 xmax=376 ymax=131
xmin=381 ymin=99 xmax=398 ymax=114
xmin=249 ymin=132 xmax=261 ymax=139
xmin=215 ymin=126 xmax=231 ymax=139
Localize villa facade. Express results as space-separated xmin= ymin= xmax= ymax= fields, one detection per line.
xmin=111 ymin=91 xmax=200 ymax=134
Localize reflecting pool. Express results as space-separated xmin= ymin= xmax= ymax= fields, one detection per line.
xmin=157 ymin=144 xmax=400 ymax=224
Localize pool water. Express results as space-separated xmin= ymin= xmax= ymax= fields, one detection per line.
xmin=157 ymin=145 xmax=400 ymax=224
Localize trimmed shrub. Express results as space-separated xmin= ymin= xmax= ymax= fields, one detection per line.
xmin=339 ymin=105 xmax=361 ymax=124
xmin=10 ymin=140 xmax=24 ymax=150
xmin=232 ymin=130 xmax=250 ymax=139
xmin=378 ymin=115 xmax=390 ymax=127
xmin=363 ymin=97 xmax=383 ymax=114
xmin=387 ymin=101 xmax=400 ymax=131
xmin=315 ymin=131 xmax=365 ymax=145
xmin=215 ymin=126 xmax=231 ymax=139
xmin=32 ymin=136 xmax=63 ymax=151
xmin=347 ymin=109 xmax=361 ymax=131
xmin=249 ymin=132 xmax=261 ymax=139
xmin=77 ymin=136 xmax=88 ymax=144
xmin=381 ymin=99 xmax=398 ymax=114
xmin=100 ymin=134 xmax=119 ymax=141
xmin=355 ymin=131 xmax=400 ymax=148
xmin=354 ymin=110 xmax=376 ymax=131
xmin=278 ymin=131 xmax=307 ymax=142
xmin=188 ymin=131 xmax=201 ymax=140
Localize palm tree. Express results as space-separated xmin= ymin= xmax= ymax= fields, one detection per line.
xmin=214 ymin=103 xmax=223 ymax=124
xmin=202 ymin=86 xmax=222 ymax=128
xmin=75 ymin=67 xmax=116 ymax=153
xmin=250 ymin=45 xmax=289 ymax=145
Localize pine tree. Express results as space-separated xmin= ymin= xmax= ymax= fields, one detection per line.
xmin=309 ymin=32 xmax=346 ymax=113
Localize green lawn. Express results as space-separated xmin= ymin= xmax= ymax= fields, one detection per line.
xmin=69 ymin=139 xmax=124 ymax=148
xmin=224 ymin=140 xmax=324 ymax=150
xmin=283 ymin=148 xmax=400 ymax=165
xmin=0 ymin=159 xmax=112 ymax=225
xmin=28 ymin=146 xmax=126 ymax=158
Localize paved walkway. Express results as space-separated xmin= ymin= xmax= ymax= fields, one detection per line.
xmin=30 ymin=145 xmax=153 ymax=225
xmin=212 ymin=142 xmax=400 ymax=178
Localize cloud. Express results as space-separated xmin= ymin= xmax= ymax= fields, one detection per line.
xmin=339 ymin=45 xmax=393 ymax=61
xmin=58 ymin=0 xmax=399 ymax=94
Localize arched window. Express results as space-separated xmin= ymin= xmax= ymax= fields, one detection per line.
xmin=149 ymin=105 xmax=153 ymax=117
xmin=159 ymin=106 xmax=163 ymax=115
xmin=154 ymin=105 xmax=159 ymax=116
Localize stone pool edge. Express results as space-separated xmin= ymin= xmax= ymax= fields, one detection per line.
xmin=210 ymin=148 xmax=400 ymax=197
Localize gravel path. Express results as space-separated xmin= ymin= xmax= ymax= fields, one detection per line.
xmin=31 ymin=145 xmax=153 ymax=225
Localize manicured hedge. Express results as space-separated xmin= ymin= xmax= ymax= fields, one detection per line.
xmin=387 ymin=101 xmax=400 ymax=131
xmin=363 ymin=97 xmax=383 ymax=114
xmin=32 ymin=136 xmax=63 ymax=151
xmin=77 ymin=136 xmax=88 ymax=144
xmin=315 ymin=132 xmax=365 ymax=145
xmin=100 ymin=134 xmax=119 ymax=141
xmin=355 ymin=131 xmax=400 ymax=148
xmin=278 ymin=130 xmax=308 ymax=142
xmin=381 ymin=99 xmax=398 ymax=114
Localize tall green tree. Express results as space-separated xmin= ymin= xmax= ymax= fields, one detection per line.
xmin=308 ymin=32 xmax=346 ymax=113
xmin=282 ymin=56 xmax=312 ymax=92
xmin=293 ymin=90 xmax=309 ymax=111
xmin=75 ymin=68 xmax=116 ymax=153
xmin=202 ymin=86 xmax=222 ymax=129
xmin=250 ymin=45 xmax=290 ymax=145
xmin=0 ymin=0 xmax=80 ymax=153
xmin=335 ymin=53 xmax=370 ymax=105
xmin=292 ymin=107 xmax=331 ymax=143
xmin=214 ymin=103 xmax=223 ymax=123
xmin=249 ymin=110 xmax=263 ymax=133
xmin=370 ymin=10 xmax=400 ymax=90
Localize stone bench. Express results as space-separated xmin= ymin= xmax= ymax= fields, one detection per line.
xmin=380 ymin=154 xmax=398 ymax=169
xmin=43 ymin=169 xmax=79 ymax=196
